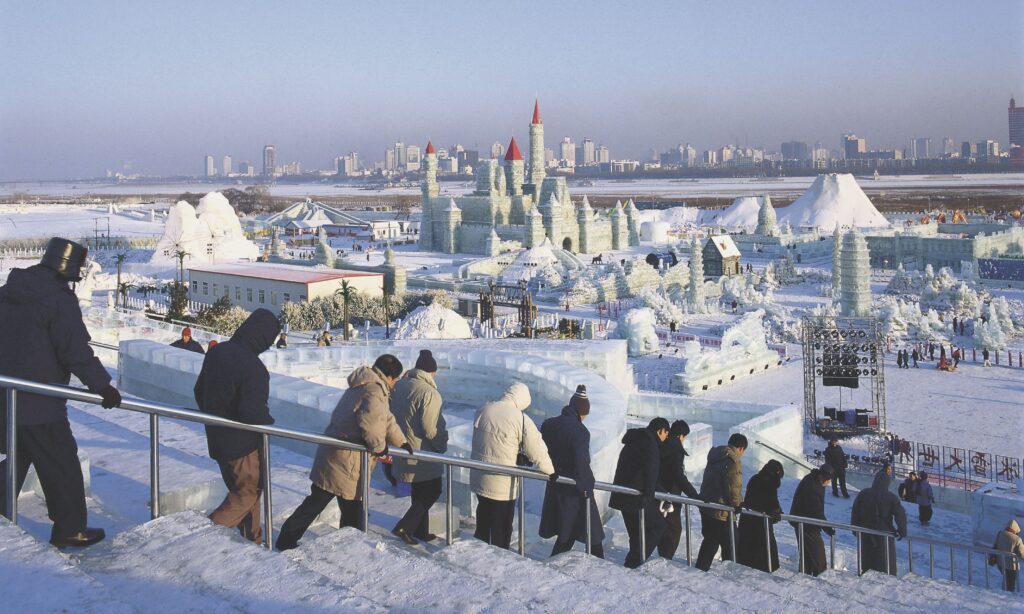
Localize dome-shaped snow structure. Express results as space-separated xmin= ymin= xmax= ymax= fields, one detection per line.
xmin=777 ymin=174 xmax=889 ymax=231
xmin=396 ymin=303 xmax=474 ymax=340
xmin=640 ymin=221 xmax=671 ymax=243
xmin=697 ymin=196 xmax=764 ymax=229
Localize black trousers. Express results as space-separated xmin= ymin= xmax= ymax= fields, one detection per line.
xmin=832 ymin=469 xmax=849 ymax=497
xmin=919 ymin=504 xmax=933 ymax=524
xmin=394 ymin=477 xmax=441 ymax=538
xmin=658 ymin=505 xmax=683 ymax=560
xmin=276 ymin=484 xmax=363 ymax=550
xmin=1004 ymin=568 xmax=1019 ymax=592
xmin=696 ymin=513 xmax=735 ymax=571
xmin=474 ymin=495 xmax=516 ymax=549
xmin=621 ymin=499 xmax=666 ymax=568
xmin=551 ymin=537 xmax=604 ymax=558
xmin=0 ymin=420 xmax=88 ymax=540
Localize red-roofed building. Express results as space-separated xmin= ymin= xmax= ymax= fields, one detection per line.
xmin=188 ymin=262 xmax=383 ymax=313
xmin=504 ymin=137 xmax=523 ymax=161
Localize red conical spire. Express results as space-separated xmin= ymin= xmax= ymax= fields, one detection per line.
xmin=532 ymin=99 xmax=542 ymax=125
xmin=425 ymin=140 xmax=435 ymax=154
xmin=504 ymin=137 xmax=523 ymax=161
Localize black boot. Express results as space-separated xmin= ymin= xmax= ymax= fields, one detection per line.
xmin=51 ymin=527 xmax=105 ymax=549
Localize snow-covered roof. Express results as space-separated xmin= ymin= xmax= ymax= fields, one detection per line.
xmin=705 ymin=235 xmax=741 ymax=258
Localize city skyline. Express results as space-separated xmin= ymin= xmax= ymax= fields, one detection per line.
xmin=2 ymin=1 xmax=1023 ymax=181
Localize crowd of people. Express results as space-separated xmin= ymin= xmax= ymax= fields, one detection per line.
xmin=0 ymin=238 xmax=1020 ymax=596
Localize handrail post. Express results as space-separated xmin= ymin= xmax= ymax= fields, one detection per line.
xmin=967 ymin=548 xmax=972 ymax=586
xmin=445 ymin=464 xmax=453 ymax=546
xmin=517 ymin=476 xmax=525 ymax=556
xmin=584 ymin=492 xmax=592 ymax=556
xmin=929 ymin=542 xmax=934 ymax=578
xmin=261 ymin=434 xmax=273 ymax=549
xmin=728 ymin=509 xmax=737 ymax=563
xmin=684 ymin=503 xmax=692 ymax=566
xmin=639 ymin=504 xmax=646 ymax=565
xmin=4 ymin=388 xmax=17 ymax=525
xmin=149 ymin=414 xmax=160 ymax=519
xmin=907 ymin=537 xmax=913 ymax=575
xmin=763 ymin=515 xmax=772 ymax=573
xmin=361 ymin=450 xmax=369 ymax=532
xmin=799 ymin=522 xmax=805 ymax=574
xmin=829 ymin=530 xmax=835 ymax=570
xmin=949 ymin=545 xmax=954 ymax=581
xmin=856 ymin=530 xmax=862 ymax=575
xmin=885 ymin=533 xmax=891 ymax=575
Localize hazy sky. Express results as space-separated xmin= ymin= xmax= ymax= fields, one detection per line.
xmin=2 ymin=1 xmax=1022 ymax=180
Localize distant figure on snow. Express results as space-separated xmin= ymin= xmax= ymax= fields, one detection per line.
xmin=993 ymin=519 xmax=1024 ymax=592
xmin=915 ymin=471 xmax=934 ymax=526
xmin=824 ymin=438 xmax=849 ymax=498
xmin=171 ymin=326 xmax=205 ymax=354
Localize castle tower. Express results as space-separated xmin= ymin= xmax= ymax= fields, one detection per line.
xmin=539 ymin=193 xmax=563 ymax=246
xmin=419 ymin=140 xmax=438 ymax=250
xmin=504 ymin=137 xmax=525 ymax=196
xmin=485 ymin=228 xmax=501 ymax=257
xmin=840 ymin=229 xmax=872 ymax=316
xmin=832 ymin=226 xmax=843 ymax=296
xmin=610 ymin=200 xmax=628 ymax=249
xmin=439 ymin=198 xmax=461 ymax=254
xmin=624 ymin=199 xmax=641 ymax=245
xmin=687 ymin=235 xmax=706 ymax=312
xmin=524 ymin=205 xmax=545 ymax=248
xmin=528 ymin=100 xmax=545 ymax=190
xmin=576 ymin=195 xmax=594 ymax=254
xmin=755 ymin=193 xmax=779 ymax=237
xmin=382 ymin=245 xmax=407 ymax=295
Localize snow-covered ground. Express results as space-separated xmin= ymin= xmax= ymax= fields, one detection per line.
xmin=0 ymin=203 xmax=165 ymax=241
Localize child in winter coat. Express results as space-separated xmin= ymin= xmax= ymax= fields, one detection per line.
xmin=915 ymin=472 xmax=934 ymax=526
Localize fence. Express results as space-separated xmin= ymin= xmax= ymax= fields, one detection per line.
xmin=2 ymin=376 xmax=1016 ymax=592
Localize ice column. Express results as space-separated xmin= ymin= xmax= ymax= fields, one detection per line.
xmin=831 ymin=226 xmax=842 ymax=297
xmin=839 ymin=229 xmax=872 ymax=316
xmin=687 ymin=235 xmax=706 ymax=313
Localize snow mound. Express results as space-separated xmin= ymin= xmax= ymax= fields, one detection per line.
xmin=777 ymin=174 xmax=890 ymax=231
xmin=151 ymin=192 xmax=260 ymax=265
xmin=500 ymin=237 xmax=562 ymax=283
xmin=396 ymin=303 xmax=473 ymax=339
xmin=698 ymin=196 xmax=765 ymax=229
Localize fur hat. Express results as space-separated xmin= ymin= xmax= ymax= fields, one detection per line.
xmin=669 ymin=420 xmax=690 ymax=437
xmin=415 ymin=349 xmax=437 ymax=373
xmin=569 ymin=384 xmax=590 ymax=416
xmin=818 ymin=463 xmax=835 ymax=480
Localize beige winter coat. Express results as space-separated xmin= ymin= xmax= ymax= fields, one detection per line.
xmin=995 ymin=525 xmax=1024 ymax=571
xmin=470 ymin=383 xmax=555 ymax=501
xmin=390 ymin=369 xmax=448 ymax=483
xmin=309 ymin=366 xmax=406 ymax=500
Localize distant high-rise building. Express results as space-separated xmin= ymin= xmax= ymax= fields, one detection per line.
xmin=205 ymin=155 xmax=215 ymax=177
xmin=406 ymin=145 xmax=421 ymax=171
xmin=394 ymin=142 xmax=406 ymax=168
xmin=385 ymin=148 xmax=396 ymax=171
xmin=597 ymin=145 xmax=610 ymax=164
xmin=263 ymin=145 xmax=276 ymax=177
xmin=977 ymin=140 xmax=999 ymax=159
xmin=961 ymin=141 xmax=977 ymax=158
xmin=222 ymin=155 xmax=232 ymax=176
xmin=559 ymin=137 xmax=576 ymax=166
xmin=843 ymin=134 xmax=866 ymax=159
xmin=580 ymin=138 xmax=596 ymax=166
xmin=544 ymin=148 xmax=555 ymax=164
xmin=781 ymin=141 xmax=809 ymax=160
xmin=908 ymin=137 xmax=931 ymax=160
xmin=1010 ymin=97 xmax=1024 ymax=150
xmin=238 ymin=161 xmax=253 ymax=176
xmin=942 ymin=137 xmax=956 ymax=156
xmin=490 ymin=141 xmax=504 ymax=159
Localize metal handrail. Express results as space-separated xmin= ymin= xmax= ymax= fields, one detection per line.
xmin=1 ymin=375 xmax=1018 ymax=590
xmin=754 ymin=439 xmax=815 ymax=471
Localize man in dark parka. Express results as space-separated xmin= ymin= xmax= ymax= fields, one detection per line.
xmin=656 ymin=420 xmax=700 ymax=560
xmin=823 ymin=438 xmax=849 ymax=498
xmin=609 ymin=417 xmax=669 ymax=569
xmin=737 ymin=459 xmax=785 ymax=572
xmin=695 ymin=433 xmax=747 ymax=571
xmin=851 ymin=468 xmax=907 ymax=575
xmin=790 ymin=463 xmax=835 ymax=576
xmin=194 ymin=308 xmax=280 ymax=543
xmin=539 ymin=385 xmax=604 ymax=558
xmin=0 ymin=238 xmax=121 ymax=548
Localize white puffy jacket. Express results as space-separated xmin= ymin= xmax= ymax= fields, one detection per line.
xmin=470 ymin=383 xmax=555 ymax=501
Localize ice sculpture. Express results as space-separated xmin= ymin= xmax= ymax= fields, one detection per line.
xmin=671 ymin=310 xmax=781 ymax=394
xmin=617 ymin=307 xmax=660 ymax=356
xmin=396 ymin=303 xmax=474 ymax=340
xmin=151 ymin=192 xmax=260 ymax=265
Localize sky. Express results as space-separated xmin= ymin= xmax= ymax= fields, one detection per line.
xmin=2 ymin=1 xmax=1023 ymax=181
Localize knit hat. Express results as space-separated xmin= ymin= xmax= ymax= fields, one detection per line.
xmin=818 ymin=463 xmax=835 ymax=480
xmin=415 ymin=349 xmax=437 ymax=373
xmin=569 ymin=384 xmax=590 ymax=416
xmin=208 ymin=340 xmax=218 ymax=349
xmin=1010 ymin=519 xmax=1020 ymax=533
xmin=669 ymin=420 xmax=690 ymax=437
xmin=182 ymin=327 xmax=192 ymax=337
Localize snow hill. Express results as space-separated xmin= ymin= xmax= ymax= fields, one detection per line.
xmin=698 ymin=196 xmax=765 ymax=229
xmin=777 ymin=173 xmax=890 ymax=231
xmin=396 ymin=303 xmax=474 ymax=340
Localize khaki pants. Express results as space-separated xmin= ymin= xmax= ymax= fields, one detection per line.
xmin=209 ymin=448 xmax=263 ymax=543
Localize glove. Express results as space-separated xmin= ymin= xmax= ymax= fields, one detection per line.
xmin=373 ymin=444 xmax=389 ymax=458
xmin=98 ymin=385 xmax=121 ymax=409
xmin=824 ymin=527 xmax=836 ymax=537
xmin=548 ymin=472 xmax=559 ymax=482
xmin=734 ymin=505 xmax=743 ymax=515
xmin=400 ymin=442 xmax=414 ymax=456
xmin=769 ymin=511 xmax=782 ymax=523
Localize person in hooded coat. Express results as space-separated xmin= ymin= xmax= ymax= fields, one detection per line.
xmin=194 ymin=308 xmax=280 ymax=543
xmin=790 ymin=464 xmax=835 ymax=576
xmin=170 ymin=326 xmax=205 ymax=354
xmin=0 ymin=238 xmax=121 ymax=548
xmin=695 ymin=433 xmax=747 ymax=571
xmin=389 ymin=350 xmax=448 ymax=545
xmin=276 ymin=354 xmax=410 ymax=550
xmin=994 ymin=519 xmax=1024 ymax=592
xmin=823 ymin=438 xmax=849 ymax=498
xmin=610 ymin=417 xmax=670 ymax=569
xmin=539 ymin=385 xmax=604 ymax=558
xmin=850 ymin=467 xmax=907 ymax=575
xmin=656 ymin=420 xmax=700 ymax=561
xmin=737 ymin=459 xmax=785 ymax=573
xmin=470 ymin=382 xmax=555 ymax=550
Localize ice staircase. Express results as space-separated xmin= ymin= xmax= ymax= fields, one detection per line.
xmin=4 ymin=401 xmax=1022 ymax=612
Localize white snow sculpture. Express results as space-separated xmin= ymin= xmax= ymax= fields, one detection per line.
xmin=671 ymin=310 xmax=780 ymax=394
xmin=831 ymin=226 xmax=843 ymax=297
xmin=697 ymin=196 xmax=763 ymax=230
xmin=150 ymin=192 xmax=260 ymax=265
xmin=617 ymin=308 xmax=660 ymax=356
xmin=640 ymin=221 xmax=671 ymax=243
xmin=395 ymin=303 xmax=473 ymax=340
xmin=74 ymin=260 xmax=102 ymax=305
xmin=839 ymin=230 xmax=872 ymax=316
xmin=778 ymin=173 xmax=890 ymax=231
xmin=687 ymin=236 xmax=706 ymax=313
xmin=754 ymin=194 xmax=779 ymax=237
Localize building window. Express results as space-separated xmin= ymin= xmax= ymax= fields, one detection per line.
xmin=202 ymin=282 xmax=208 ymax=295
xmin=212 ymin=284 xmax=218 ymax=297
xmin=258 ymin=290 xmax=265 ymax=304
xmin=271 ymin=291 xmax=277 ymax=306
xmin=191 ymin=281 xmax=198 ymax=293
xmin=299 ymin=295 xmax=307 ymax=302
xmin=235 ymin=287 xmax=241 ymax=300
xmin=247 ymin=288 xmax=253 ymax=302
xmin=283 ymin=293 xmax=290 ymax=302
xmin=224 ymin=285 xmax=230 ymax=298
